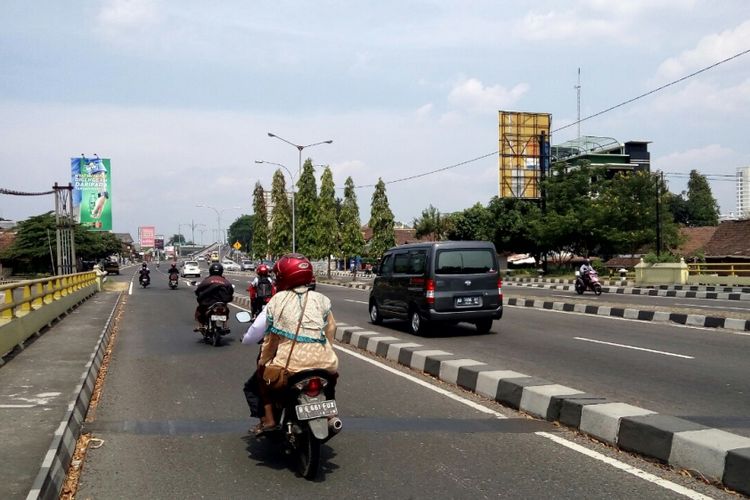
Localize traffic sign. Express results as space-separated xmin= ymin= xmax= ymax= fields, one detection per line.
xmin=233 ymin=241 xmax=242 ymax=250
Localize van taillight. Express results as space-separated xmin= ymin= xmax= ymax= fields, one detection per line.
xmin=498 ymin=277 xmax=503 ymax=299
xmin=425 ymin=279 xmax=435 ymax=304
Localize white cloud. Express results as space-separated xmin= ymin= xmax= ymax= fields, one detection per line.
xmin=655 ymin=20 xmax=750 ymax=82
xmin=415 ymin=103 xmax=433 ymax=120
xmin=647 ymin=79 xmax=750 ymax=114
xmin=515 ymin=9 xmax=628 ymax=43
xmin=98 ymin=0 xmax=159 ymax=28
xmin=447 ymin=78 xmax=529 ymax=114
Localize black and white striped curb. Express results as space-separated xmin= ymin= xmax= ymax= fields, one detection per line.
xmin=26 ymin=292 xmax=123 ymax=500
xmin=506 ymin=297 xmax=750 ymax=333
xmin=317 ymin=279 xmax=371 ymax=290
xmin=333 ymin=322 xmax=750 ymax=496
xmin=507 ymin=281 xmax=750 ymax=301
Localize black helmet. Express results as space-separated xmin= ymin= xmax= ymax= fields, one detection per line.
xmin=209 ymin=262 xmax=224 ymax=276
xmin=142 ymin=262 xmax=147 ymax=268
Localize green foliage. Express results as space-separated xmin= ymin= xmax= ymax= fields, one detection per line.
xmin=317 ymin=167 xmax=339 ymax=265
xmin=367 ymin=178 xmax=396 ymax=258
xmin=295 ymin=158 xmax=320 ymax=258
xmin=447 ymin=203 xmax=493 ymax=241
xmin=643 ymin=252 xmax=680 ymax=264
xmin=487 ymin=197 xmax=543 ymax=256
xmin=252 ymin=182 xmax=270 ymax=259
xmin=170 ymin=233 xmax=186 ymax=245
xmin=269 ymin=170 xmax=292 ymax=257
xmin=0 ymin=212 xmax=123 ymax=274
xmin=413 ymin=205 xmax=451 ymax=241
xmin=339 ymin=176 xmax=364 ymax=259
xmin=685 ymin=170 xmax=719 ymax=226
xmin=227 ymin=214 xmax=254 ymax=254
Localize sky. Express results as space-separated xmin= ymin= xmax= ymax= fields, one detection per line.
xmin=1 ymin=0 xmax=749 ymax=243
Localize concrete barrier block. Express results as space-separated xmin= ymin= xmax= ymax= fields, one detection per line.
xmin=724 ymin=447 xmax=750 ymax=496
xmin=519 ymin=384 xmax=584 ymax=420
xmin=596 ymin=306 xmax=611 ymax=316
xmin=580 ymin=403 xmax=655 ymax=444
xmin=496 ymin=377 xmax=553 ymax=409
xmin=670 ymin=429 xmax=750 ymax=481
xmin=410 ymin=350 xmax=452 ymax=372
xmin=554 ymin=394 xmax=609 ymax=427
xmin=365 ymin=335 xmax=399 ymax=354
xmin=623 ymin=308 xmax=639 ymax=320
xmin=573 ymin=304 xmax=587 ymax=313
xmin=475 ymin=370 xmax=528 ymax=399
xmin=723 ymin=318 xmax=746 ymax=331
xmin=438 ymin=359 xmax=486 ymax=385
xmin=618 ymin=414 xmax=707 ymax=462
xmin=686 ymin=315 xmax=706 ymax=327
xmin=652 ymin=311 xmax=671 ymax=323
xmin=385 ymin=342 xmax=422 ymax=361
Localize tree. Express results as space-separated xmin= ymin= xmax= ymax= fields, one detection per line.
xmin=368 ymin=178 xmax=396 ymax=258
xmin=227 ymin=214 xmax=254 ymax=254
xmin=413 ymin=205 xmax=451 ymax=241
xmin=486 ymin=197 xmax=543 ymax=257
xmin=295 ymin=158 xmax=320 ymax=258
xmin=269 ymin=170 xmax=292 ymax=257
xmin=0 ymin=212 xmax=122 ymax=274
xmin=339 ymin=176 xmax=364 ymax=263
xmin=685 ymin=170 xmax=719 ymax=226
xmin=448 ymin=203 xmax=493 ymax=241
xmin=318 ymin=167 xmax=339 ymax=277
xmin=170 ymin=234 xmax=186 ymax=245
xmin=252 ymin=182 xmax=269 ymax=259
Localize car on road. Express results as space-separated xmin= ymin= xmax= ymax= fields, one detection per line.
xmin=103 ymin=260 xmax=120 ymax=275
xmin=368 ymin=240 xmax=503 ymax=335
xmin=222 ymin=260 xmax=241 ymax=272
xmin=182 ymin=260 xmax=201 ymax=278
xmin=197 ymin=256 xmax=206 ymax=262
xmin=241 ymin=260 xmax=255 ymax=271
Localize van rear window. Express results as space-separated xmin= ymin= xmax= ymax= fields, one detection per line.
xmin=436 ymin=249 xmax=495 ymax=274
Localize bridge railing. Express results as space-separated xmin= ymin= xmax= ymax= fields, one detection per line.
xmin=686 ymin=262 xmax=750 ymax=286
xmin=0 ymin=272 xmax=97 ymax=358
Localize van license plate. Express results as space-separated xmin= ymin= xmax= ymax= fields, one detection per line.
xmin=295 ymin=400 xmax=338 ymax=420
xmin=455 ymin=296 xmax=482 ymax=307
xmin=210 ymin=315 xmax=227 ymax=321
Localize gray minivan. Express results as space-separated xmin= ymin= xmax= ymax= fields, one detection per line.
xmin=369 ymin=241 xmax=503 ymax=335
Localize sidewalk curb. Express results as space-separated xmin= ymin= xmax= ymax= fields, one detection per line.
xmin=333 ymin=322 xmax=750 ymax=495
xmin=316 ymin=279 xmax=750 ymax=333
xmin=26 ymin=292 xmax=123 ymax=500
xmin=507 ymin=281 xmax=750 ymax=301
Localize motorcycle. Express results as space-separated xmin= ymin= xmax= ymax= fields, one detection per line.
xmin=575 ymin=269 xmax=602 ymax=295
xmin=235 ymin=311 xmax=342 ymax=479
xmin=168 ymin=272 xmax=179 ymax=289
xmin=139 ymin=273 xmax=150 ymax=288
xmin=200 ymin=302 xmax=230 ymax=346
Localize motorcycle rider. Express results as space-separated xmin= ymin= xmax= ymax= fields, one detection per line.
xmin=251 ymin=253 xmax=338 ymax=435
xmin=194 ymin=262 xmax=234 ymax=331
xmin=248 ymin=264 xmax=274 ymax=319
xmin=138 ymin=262 xmax=150 ymax=284
xmin=579 ymin=258 xmax=594 ymax=287
xmin=168 ymin=262 xmax=180 ymax=280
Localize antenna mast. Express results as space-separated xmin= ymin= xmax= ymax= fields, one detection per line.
xmin=575 ymin=68 xmax=581 ymax=140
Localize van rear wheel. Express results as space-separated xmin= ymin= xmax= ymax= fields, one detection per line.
xmin=369 ymin=301 xmax=382 ymax=325
xmin=409 ymin=310 xmax=429 ymax=336
xmin=475 ymin=318 xmax=493 ymax=334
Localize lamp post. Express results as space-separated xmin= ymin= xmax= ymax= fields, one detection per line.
xmin=267 ymin=132 xmax=332 ymax=185
xmin=255 ymin=160 xmax=297 ymax=252
xmin=196 ymin=205 xmax=240 ymax=247
xmin=198 ymin=228 xmax=208 ymax=246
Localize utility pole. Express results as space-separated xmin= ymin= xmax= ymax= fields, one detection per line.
xmin=575 ymin=68 xmax=581 ymax=141
xmin=539 ymin=132 xmax=549 ymax=273
xmin=655 ymin=171 xmax=663 ymax=257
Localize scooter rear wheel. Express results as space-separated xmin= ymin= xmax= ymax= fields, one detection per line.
xmin=296 ymin=429 xmax=321 ymax=480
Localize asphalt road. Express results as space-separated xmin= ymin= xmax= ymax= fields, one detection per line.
xmin=75 ymin=268 xmax=729 ymax=499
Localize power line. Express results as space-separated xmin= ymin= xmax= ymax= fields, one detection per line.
xmin=353 ymin=48 xmax=750 ymax=190
xmin=1 ymin=187 xmax=55 ymax=196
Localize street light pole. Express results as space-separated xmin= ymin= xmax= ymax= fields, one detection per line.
xmin=196 ymin=205 xmax=240 ymax=246
xmin=255 ymin=160 xmax=297 ymax=253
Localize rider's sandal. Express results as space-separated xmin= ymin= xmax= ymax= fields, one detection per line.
xmin=252 ymin=422 xmax=279 ymax=436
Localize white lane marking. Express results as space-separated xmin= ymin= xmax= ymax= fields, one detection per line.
xmin=0 ymin=404 xmax=35 ymax=408
xmin=574 ymin=337 xmax=694 ymax=359
xmin=128 ymin=281 xmax=133 ymax=295
xmin=536 ymin=432 xmax=713 ymax=500
xmin=228 ymin=303 xmax=251 ymax=313
xmin=334 ymin=344 xmax=711 ymax=499
xmin=345 ymin=299 xmax=369 ymax=305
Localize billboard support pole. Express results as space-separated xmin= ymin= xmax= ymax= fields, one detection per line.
xmin=53 ymin=183 xmax=77 ymax=275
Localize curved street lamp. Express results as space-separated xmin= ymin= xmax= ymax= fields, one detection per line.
xmin=255 ymin=159 xmax=297 ymax=253
xmin=267 ymin=132 xmax=333 ymax=181
xmin=195 ymin=204 xmax=240 ymax=246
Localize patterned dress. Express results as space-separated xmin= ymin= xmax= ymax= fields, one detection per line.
xmin=259 ymin=287 xmax=338 ymax=374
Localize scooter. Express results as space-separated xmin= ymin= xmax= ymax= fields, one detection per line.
xmin=168 ymin=272 xmax=179 ymax=289
xmin=199 ymin=302 xmax=230 ymax=346
xmin=575 ymin=269 xmax=602 ymax=295
xmin=139 ymin=274 xmax=150 ymax=288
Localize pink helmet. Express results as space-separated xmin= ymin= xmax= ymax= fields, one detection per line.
xmin=257 ymin=264 xmax=270 ymax=277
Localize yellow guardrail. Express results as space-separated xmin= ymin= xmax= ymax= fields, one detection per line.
xmin=686 ymin=262 xmax=750 ymax=286
xmin=0 ymin=272 xmax=97 ymax=357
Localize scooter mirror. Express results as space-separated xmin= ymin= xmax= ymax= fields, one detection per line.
xmin=236 ymin=311 xmax=252 ymax=323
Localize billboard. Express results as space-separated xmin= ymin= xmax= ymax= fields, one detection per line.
xmin=498 ymin=111 xmax=551 ymax=199
xmin=71 ymin=156 xmax=112 ymax=231
xmin=139 ymin=226 xmax=155 ymax=248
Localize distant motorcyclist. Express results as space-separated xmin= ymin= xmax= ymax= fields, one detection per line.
xmin=248 ymin=264 xmax=275 ymax=319
xmin=139 ymin=263 xmax=150 ymax=278
xmin=194 ymin=263 xmax=234 ymax=330
xmin=168 ymin=262 xmax=179 ymax=278
xmin=579 ymin=259 xmax=594 ymax=286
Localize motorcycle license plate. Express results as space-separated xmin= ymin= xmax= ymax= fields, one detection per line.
xmin=295 ymin=400 xmax=338 ymax=421
xmin=210 ymin=315 xmax=227 ymax=321
xmin=455 ymin=296 xmax=482 ymax=307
